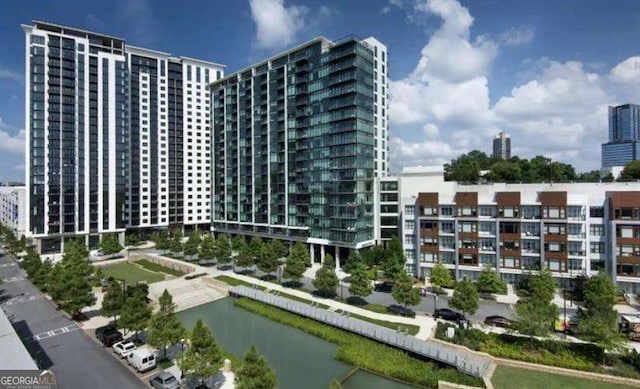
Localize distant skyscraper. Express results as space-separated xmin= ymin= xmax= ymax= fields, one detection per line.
xmin=601 ymin=104 xmax=640 ymax=169
xmin=492 ymin=131 xmax=511 ymax=159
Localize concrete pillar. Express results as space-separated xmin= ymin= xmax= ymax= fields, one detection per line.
xmin=335 ymin=246 xmax=341 ymax=270
xmin=310 ymin=243 xmax=315 ymax=264
xmin=320 ymin=245 xmax=325 ymax=264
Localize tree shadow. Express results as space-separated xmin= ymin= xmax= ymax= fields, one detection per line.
xmin=12 ymin=319 xmax=53 ymax=369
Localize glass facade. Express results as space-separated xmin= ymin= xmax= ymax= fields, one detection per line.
xmin=211 ymin=38 xmax=376 ymax=245
xmin=602 ymin=104 xmax=640 ymax=169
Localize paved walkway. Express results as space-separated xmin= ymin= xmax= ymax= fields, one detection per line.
xmin=143 ymin=253 xmax=437 ymax=339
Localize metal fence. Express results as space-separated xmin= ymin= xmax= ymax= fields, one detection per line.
xmin=230 ymin=285 xmax=492 ymax=378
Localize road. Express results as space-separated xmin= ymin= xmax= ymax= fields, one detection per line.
xmin=0 ymin=251 xmax=146 ymax=389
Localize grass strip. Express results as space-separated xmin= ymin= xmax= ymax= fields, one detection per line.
xmin=134 ymin=259 xmax=185 ymax=277
xmin=234 ymin=298 xmax=484 ymax=388
xmin=335 ymin=309 xmax=419 ymax=336
xmin=214 ymin=275 xmax=267 ymax=290
xmin=491 ymin=365 xmax=635 ymax=389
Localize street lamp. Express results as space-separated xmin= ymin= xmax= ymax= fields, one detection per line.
xmin=433 ymin=293 xmax=438 ymax=315
xmin=339 ymin=278 xmax=344 ymax=301
xmin=180 ymin=338 xmax=185 ymax=379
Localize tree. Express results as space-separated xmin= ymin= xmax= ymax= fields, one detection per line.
xmin=449 ymin=278 xmax=478 ymax=316
xmin=119 ymin=292 xmax=152 ymax=340
xmin=360 ymin=245 xmax=386 ymax=268
xmin=49 ymin=239 xmax=96 ymax=316
xmin=429 ymin=263 xmax=454 ymax=289
xmin=169 ymin=232 xmax=183 ymax=256
xmin=198 ymin=234 xmax=215 ymax=260
xmin=214 ymin=234 xmax=232 ymax=266
xmin=620 ymin=160 xmax=640 ymax=180
xmin=236 ymin=345 xmax=278 ymax=389
xmin=271 ymin=240 xmax=288 ymax=261
xmin=343 ymin=251 xmax=363 ymax=274
xmin=100 ymin=233 xmax=123 ymax=255
xmin=152 ymin=231 xmax=170 ymax=252
xmin=348 ymin=263 xmax=373 ymax=300
xmin=257 ymin=241 xmax=278 ymax=277
xmin=232 ymin=235 xmax=246 ymax=254
xmin=391 ymin=272 xmax=420 ymax=308
xmin=284 ymin=242 xmax=307 ymax=283
xmin=125 ymin=232 xmax=139 ymax=247
xmin=235 ymin=243 xmax=255 ymax=269
xmin=513 ymin=269 xmax=558 ymax=342
xmin=313 ymin=254 xmax=339 ymax=297
xmin=147 ymin=290 xmax=185 ymax=359
xmin=382 ymin=237 xmax=406 ymax=281
xmin=183 ymin=231 xmax=201 ymax=259
xmin=475 ymin=267 xmax=507 ymax=294
xmin=488 ymin=160 xmax=521 ymax=182
xmin=101 ymin=281 xmax=125 ymax=323
xmin=248 ymin=237 xmax=265 ymax=264
xmin=178 ymin=319 xmax=223 ymax=385
xmin=579 ymin=271 xmax=625 ymax=360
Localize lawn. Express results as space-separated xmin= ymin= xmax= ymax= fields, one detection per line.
xmin=491 ymin=365 xmax=635 ymax=389
xmin=335 ymin=309 xmax=420 ymax=335
xmin=214 ymin=275 xmax=267 ymax=290
xmin=100 ymin=262 xmax=165 ymax=285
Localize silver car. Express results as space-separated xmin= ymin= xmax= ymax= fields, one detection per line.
xmin=149 ymin=372 xmax=180 ymax=389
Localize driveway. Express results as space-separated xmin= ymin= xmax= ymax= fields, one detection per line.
xmin=0 ymin=251 xmax=146 ymax=389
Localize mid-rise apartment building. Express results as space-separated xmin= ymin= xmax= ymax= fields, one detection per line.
xmin=23 ymin=21 xmax=224 ymax=253
xmin=0 ymin=186 xmax=27 ymax=238
xmin=602 ymin=104 xmax=640 ymax=169
xmin=209 ymin=36 xmax=388 ymax=266
xmin=397 ymin=166 xmax=640 ymax=292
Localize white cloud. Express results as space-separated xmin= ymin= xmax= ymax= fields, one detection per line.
xmin=609 ymin=56 xmax=640 ymax=84
xmin=388 ymin=0 xmax=639 ymax=172
xmin=0 ymin=67 xmax=22 ymax=82
xmin=0 ymin=128 xmax=25 ymax=154
xmin=249 ymin=0 xmax=309 ymax=50
xmin=499 ymin=26 xmax=535 ymax=46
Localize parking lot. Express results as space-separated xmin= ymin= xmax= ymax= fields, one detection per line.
xmin=0 ymin=250 xmax=147 ymax=389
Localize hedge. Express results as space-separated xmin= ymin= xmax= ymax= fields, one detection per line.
xmin=234 ymin=298 xmax=484 ymax=388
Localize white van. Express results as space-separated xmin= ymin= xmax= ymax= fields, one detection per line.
xmin=127 ymin=347 xmax=156 ymax=372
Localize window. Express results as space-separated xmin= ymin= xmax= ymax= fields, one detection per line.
xmin=457 ymin=206 xmax=476 ymax=216
xmin=405 ymin=220 xmax=415 ymax=230
xmin=404 ymin=235 xmax=414 ymax=245
xmin=590 ymin=242 xmax=605 ymax=254
xmin=544 ymin=242 xmax=566 ymax=253
xmin=404 ymin=205 xmax=415 ymax=216
xmin=501 ymin=257 xmax=520 ymax=269
xmin=422 ymin=252 xmax=437 ymax=263
xmin=458 ymin=222 xmax=476 ymax=233
xmin=440 ymin=222 xmax=454 ymax=233
xmin=589 ymin=206 xmax=604 ymax=218
xmin=405 ymin=249 xmax=415 ymax=260
xmin=618 ymin=245 xmax=640 ymax=257
xmin=381 ymin=181 xmax=398 ymax=191
xmin=544 ymin=223 xmax=566 ymax=235
xmin=502 ymin=240 xmax=520 ymax=251
xmin=440 ymin=206 xmax=454 ymax=216
xmin=614 ymin=208 xmax=639 ymax=219
xmin=499 ymin=206 xmax=519 ymax=218
xmin=479 ymin=206 xmax=495 ymax=217
xmin=422 ymin=206 xmax=437 ymax=216
xmin=459 ymin=254 xmax=477 ymax=265
xmin=500 ymin=222 xmax=520 ymax=234
xmin=421 ymin=237 xmax=437 ymax=246
xmin=590 ymin=224 xmax=604 ymax=236
xmin=543 ymin=206 xmax=565 ymax=218
xmin=420 ymin=220 xmax=437 ymax=230
xmin=617 ymin=226 xmax=634 ymax=238
xmin=459 ymin=239 xmax=476 ymax=249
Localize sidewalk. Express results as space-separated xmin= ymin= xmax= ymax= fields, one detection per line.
xmin=145 ymin=253 xmax=437 ymax=339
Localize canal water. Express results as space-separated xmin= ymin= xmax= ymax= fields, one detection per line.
xmin=177 ymin=298 xmax=410 ymax=389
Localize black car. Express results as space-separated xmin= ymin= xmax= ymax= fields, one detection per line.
xmin=387 ymin=304 xmax=416 ymax=318
xmin=433 ymin=308 xmax=466 ymax=322
xmin=374 ymin=282 xmax=395 ymax=293
xmin=484 ymin=315 xmax=512 ymax=328
xmin=95 ymin=324 xmax=123 ymax=347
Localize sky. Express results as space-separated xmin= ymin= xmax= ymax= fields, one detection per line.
xmin=1 ymin=0 xmax=640 ymax=182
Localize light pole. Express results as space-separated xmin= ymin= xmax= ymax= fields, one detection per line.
xmin=180 ymin=338 xmax=185 ymax=379
xmin=433 ymin=293 xmax=438 ymax=315
xmin=340 ymin=278 xmax=344 ymax=301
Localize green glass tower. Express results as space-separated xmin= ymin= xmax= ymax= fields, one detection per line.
xmin=210 ymin=36 xmax=388 ymax=265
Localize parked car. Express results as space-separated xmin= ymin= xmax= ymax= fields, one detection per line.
xmin=127 ymin=348 xmax=156 ymax=372
xmin=484 ymin=315 xmax=512 ymax=328
xmin=90 ymin=249 xmax=124 ymax=261
xmin=149 ymin=372 xmax=180 ymax=389
xmin=374 ymin=281 xmax=395 ymax=293
xmin=95 ymin=324 xmax=123 ymax=347
xmin=434 ymin=308 xmax=466 ymax=322
xmin=387 ymin=304 xmax=416 ymax=318
xmin=112 ymin=340 xmax=137 ymax=359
